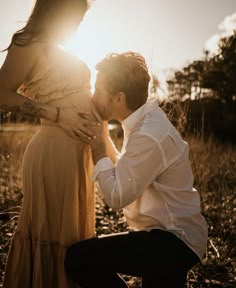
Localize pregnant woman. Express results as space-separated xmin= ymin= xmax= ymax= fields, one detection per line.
xmin=0 ymin=1 xmax=97 ymax=287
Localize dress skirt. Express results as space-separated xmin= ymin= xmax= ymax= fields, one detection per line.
xmin=3 ymin=124 xmax=95 ymax=288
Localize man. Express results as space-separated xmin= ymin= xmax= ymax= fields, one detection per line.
xmin=65 ymin=52 xmax=208 ymax=288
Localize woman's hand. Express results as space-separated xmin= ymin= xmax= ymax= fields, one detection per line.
xmin=79 ymin=106 xmax=108 ymax=141
xmin=58 ymin=106 xmax=99 ymax=143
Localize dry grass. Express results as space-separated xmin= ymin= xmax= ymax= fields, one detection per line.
xmin=0 ymin=122 xmax=235 ymax=287
xmin=186 ymin=136 xmax=236 ymax=287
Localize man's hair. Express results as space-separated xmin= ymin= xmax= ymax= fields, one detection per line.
xmin=96 ymin=52 xmax=150 ymax=111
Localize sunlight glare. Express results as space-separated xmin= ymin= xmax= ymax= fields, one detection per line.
xmin=63 ymin=17 xmax=114 ymax=90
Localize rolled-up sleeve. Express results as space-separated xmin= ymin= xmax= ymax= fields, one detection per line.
xmin=93 ymin=133 xmax=167 ymax=209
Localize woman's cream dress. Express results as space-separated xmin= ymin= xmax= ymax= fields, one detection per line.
xmin=3 ymin=46 xmax=95 ymax=288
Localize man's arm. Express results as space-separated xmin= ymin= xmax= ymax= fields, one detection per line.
xmin=91 ymin=121 xmax=119 ymax=164
xmin=91 ymin=130 xmax=166 ymax=209
xmin=105 ymin=135 xmax=119 ymax=164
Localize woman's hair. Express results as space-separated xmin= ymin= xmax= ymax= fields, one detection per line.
xmin=96 ymin=52 xmax=151 ymax=111
xmin=4 ymin=0 xmax=90 ymax=51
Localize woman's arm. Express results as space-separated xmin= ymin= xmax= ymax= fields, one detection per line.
xmin=0 ymin=43 xmax=96 ymax=139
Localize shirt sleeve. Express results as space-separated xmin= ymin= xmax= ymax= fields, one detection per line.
xmin=94 ymin=132 xmax=167 ymax=209
xmin=92 ymin=157 xmax=114 ymax=181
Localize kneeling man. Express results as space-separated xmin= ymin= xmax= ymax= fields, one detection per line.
xmin=65 ymin=52 xmax=208 ymax=288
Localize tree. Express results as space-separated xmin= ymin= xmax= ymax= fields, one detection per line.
xmin=166 ymin=60 xmax=206 ymax=101
xmin=200 ymin=32 xmax=236 ymax=102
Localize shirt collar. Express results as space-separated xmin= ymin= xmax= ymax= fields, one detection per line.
xmin=121 ymin=97 xmax=159 ymax=134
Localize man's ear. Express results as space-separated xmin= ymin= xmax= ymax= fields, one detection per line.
xmin=115 ymin=92 xmax=126 ymax=105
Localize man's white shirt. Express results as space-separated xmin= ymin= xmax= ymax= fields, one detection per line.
xmin=92 ymin=98 xmax=208 ymax=260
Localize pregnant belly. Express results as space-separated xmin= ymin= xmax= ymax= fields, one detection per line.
xmin=41 ymin=90 xmax=93 ymax=126
xmin=51 ymin=90 xmax=92 ymax=110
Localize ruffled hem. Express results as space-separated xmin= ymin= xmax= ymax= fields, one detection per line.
xmin=3 ymin=231 xmax=77 ymax=288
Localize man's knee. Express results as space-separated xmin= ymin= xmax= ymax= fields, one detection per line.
xmin=64 ymin=244 xmax=79 ymax=279
xmin=64 ymin=238 xmax=98 ymax=276
xmin=65 ymin=240 xmax=101 ymax=286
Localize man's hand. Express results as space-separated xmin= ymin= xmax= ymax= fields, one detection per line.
xmin=80 ymin=106 xmax=108 ymax=163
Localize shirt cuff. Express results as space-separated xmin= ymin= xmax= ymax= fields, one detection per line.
xmin=92 ymin=157 xmax=114 ymax=181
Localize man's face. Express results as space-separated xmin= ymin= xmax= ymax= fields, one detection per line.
xmin=93 ymin=72 xmax=116 ymax=121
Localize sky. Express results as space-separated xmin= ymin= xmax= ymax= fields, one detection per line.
xmin=0 ymin=0 xmax=236 ymax=90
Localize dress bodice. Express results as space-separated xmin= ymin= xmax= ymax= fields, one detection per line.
xmin=18 ymin=45 xmax=91 ymax=105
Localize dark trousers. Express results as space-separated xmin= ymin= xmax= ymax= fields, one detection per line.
xmin=64 ymin=229 xmax=200 ymax=288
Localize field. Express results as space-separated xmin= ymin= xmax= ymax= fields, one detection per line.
xmin=0 ymin=123 xmax=235 ymax=287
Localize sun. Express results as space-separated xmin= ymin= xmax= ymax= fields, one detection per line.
xmin=62 ymin=18 xmax=112 ymax=90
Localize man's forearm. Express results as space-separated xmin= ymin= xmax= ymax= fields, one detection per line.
xmin=91 ymin=141 xmax=108 ymax=164
xmin=106 ymin=136 xmax=119 ymax=164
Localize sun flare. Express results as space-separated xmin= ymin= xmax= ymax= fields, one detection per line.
xmin=62 ymin=17 xmax=114 ymax=90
